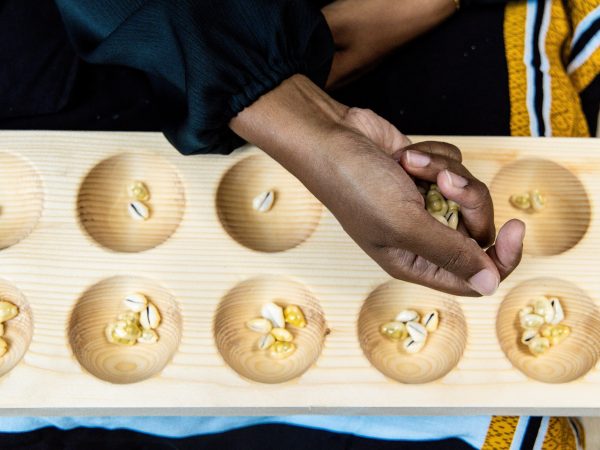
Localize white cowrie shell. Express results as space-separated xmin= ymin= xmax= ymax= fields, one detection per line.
xmin=530 ymin=190 xmax=545 ymax=212
xmin=252 ymin=190 xmax=275 ymax=213
xmin=257 ymin=333 xmax=275 ymax=350
xmin=431 ymin=213 xmax=449 ymax=226
xmin=548 ymin=297 xmax=564 ymax=325
xmin=519 ymin=306 xmax=533 ymax=320
xmin=140 ymin=303 xmax=161 ymax=330
xmin=0 ymin=338 xmax=7 ymax=358
xmin=520 ymin=313 xmax=545 ymax=330
xmin=401 ymin=337 xmax=425 ymax=354
xmin=261 ymin=302 xmax=285 ymax=328
xmin=406 ymin=321 xmax=428 ymax=343
xmin=137 ymin=329 xmax=159 ymax=344
xmin=528 ymin=336 xmax=550 ymax=356
xmin=533 ymin=297 xmax=554 ymax=324
xmin=447 ymin=211 xmax=459 ymax=230
xmin=521 ymin=328 xmax=538 ymax=345
xmin=128 ymin=200 xmax=150 ymax=221
xmin=395 ymin=310 xmax=419 ymax=323
xmin=0 ymin=301 xmax=18 ymax=323
xmin=123 ymin=292 xmax=148 ymax=313
xmin=246 ymin=318 xmax=273 ymax=334
xmin=421 ymin=310 xmax=439 ymax=332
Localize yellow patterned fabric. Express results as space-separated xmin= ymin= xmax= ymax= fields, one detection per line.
xmin=480 ymin=416 xmax=581 ymax=449
xmin=504 ymin=2 xmax=531 ymax=136
xmin=565 ymin=0 xmax=600 ymax=92
xmin=481 ymin=416 xmax=519 ymax=450
xmin=504 ymin=0 xmax=599 ymax=137
xmin=541 ymin=417 xmax=578 ymax=450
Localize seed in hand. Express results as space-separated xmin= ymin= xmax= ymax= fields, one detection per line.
xmin=426 ymin=184 xmax=460 ymax=230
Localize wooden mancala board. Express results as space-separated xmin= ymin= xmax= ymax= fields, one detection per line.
xmin=0 ymin=131 xmax=599 ymax=415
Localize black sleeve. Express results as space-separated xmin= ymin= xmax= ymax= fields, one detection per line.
xmin=54 ymin=0 xmax=335 ymax=155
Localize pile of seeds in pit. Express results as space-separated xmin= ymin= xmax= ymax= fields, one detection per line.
xmin=510 ymin=189 xmax=545 ymax=212
xmin=105 ymin=293 xmax=162 ymax=346
xmin=519 ymin=295 xmax=568 ymax=356
xmin=252 ymin=190 xmax=276 ymax=213
xmin=246 ymin=302 xmax=306 ymax=359
xmin=379 ymin=309 xmax=439 ymax=354
xmin=127 ymin=180 xmax=152 ymax=221
xmin=420 ymin=184 xmax=460 ymax=230
xmin=0 ymin=300 xmax=19 ymax=358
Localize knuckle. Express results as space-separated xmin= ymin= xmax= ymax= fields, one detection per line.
xmin=439 ymin=244 xmax=472 ymax=274
xmin=464 ymin=180 xmax=492 ymax=209
xmin=444 ymin=143 xmax=463 ymax=162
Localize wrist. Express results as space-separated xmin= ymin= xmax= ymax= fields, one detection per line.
xmin=229 ymin=74 xmax=348 ymax=163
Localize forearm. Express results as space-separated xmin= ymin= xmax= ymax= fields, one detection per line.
xmin=229 ymin=74 xmax=349 ymax=190
xmin=323 ymin=0 xmax=457 ymax=89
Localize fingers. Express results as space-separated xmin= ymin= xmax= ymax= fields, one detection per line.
xmin=398 ymin=149 xmax=496 ymax=246
xmin=392 ymin=208 xmax=501 ymax=296
xmin=436 ymin=169 xmax=495 ymax=247
xmin=379 ymin=218 xmax=525 ymax=296
xmin=377 ymin=249 xmax=479 ymax=296
xmin=395 ymin=141 xmax=462 ymax=162
xmin=486 ymin=219 xmax=526 ymax=280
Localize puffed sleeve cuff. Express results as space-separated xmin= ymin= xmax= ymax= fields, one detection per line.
xmin=54 ymin=0 xmax=335 ymax=155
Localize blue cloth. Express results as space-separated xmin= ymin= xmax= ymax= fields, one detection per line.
xmin=0 ymin=416 xmax=492 ymax=448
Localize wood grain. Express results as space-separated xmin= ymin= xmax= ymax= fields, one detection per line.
xmin=0 ymin=132 xmax=599 ymax=414
xmin=497 ymin=278 xmax=600 ymax=384
xmin=68 ymin=276 xmax=182 ymax=384
xmin=358 ymin=281 xmax=467 ymax=384
xmin=490 ymin=158 xmax=591 ymax=256
xmin=213 ymin=275 xmax=327 ymax=384
xmin=216 ymin=154 xmax=323 ymax=253
xmin=77 ymin=153 xmax=185 ymax=253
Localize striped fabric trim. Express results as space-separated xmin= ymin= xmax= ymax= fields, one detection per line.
xmin=568 ymin=31 xmax=600 ymax=73
xmin=532 ymin=417 xmax=550 ymax=450
xmin=567 ymin=3 xmax=600 ymax=86
xmin=505 ymin=0 xmax=591 ymax=136
xmin=505 ymin=1 xmax=530 ymax=136
xmin=524 ymin=0 xmax=542 ymax=136
xmin=481 ymin=416 xmax=580 ymax=449
xmin=570 ymin=5 xmax=600 ymax=50
xmin=523 ymin=0 xmax=553 ymax=136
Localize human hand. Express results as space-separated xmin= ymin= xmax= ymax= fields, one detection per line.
xmin=230 ymin=75 xmax=524 ymax=296
xmin=317 ymin=108 xmax=525 ymax=295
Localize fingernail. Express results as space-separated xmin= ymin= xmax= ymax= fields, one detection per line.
xmin=445 ymin=170 xmax=468 ymax=188
xmin=406 ymin=150 xmax=430 ymax=167
xmin=468 ymin=269 xmax=499 ymax=296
